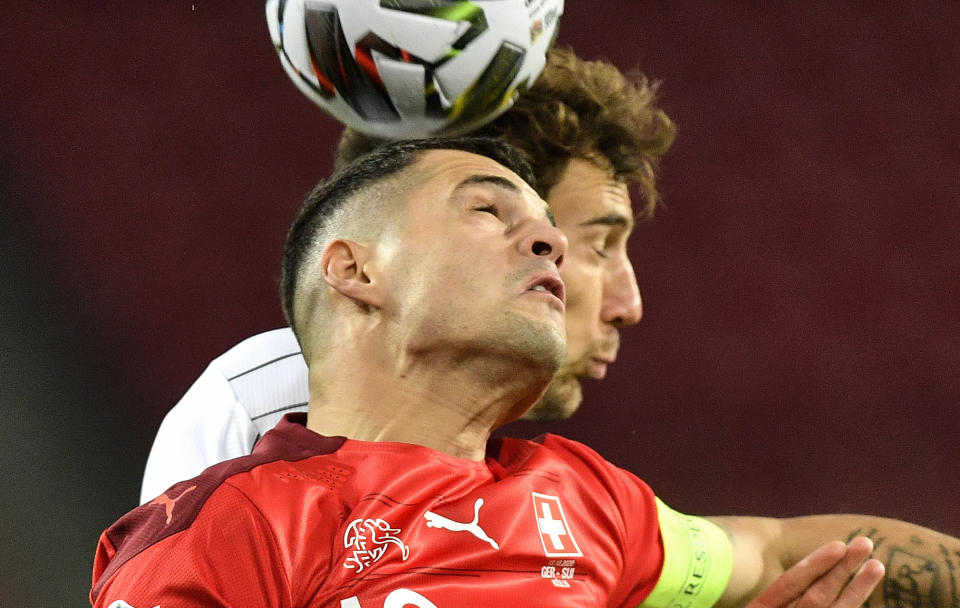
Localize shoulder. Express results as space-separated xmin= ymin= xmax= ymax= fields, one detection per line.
xmin=209 ymin=327 xmax=302 ymax=378
xmin=92 ymin=455 xmax=304 ymax=607
xmin=99 ymin=416 xmax=346 ymax=598
xmin=139 ymin=328 xmax=309 ymax=503
xmin=494 ymin=433 xmax=657 ymax=510
xmin=169 ymin=326 xmax=305 ymax=413
xmin=495 ymin=433 xmax=623 ymax=471
xmin=95 ymin=461 xmax=280 ymax=603
xmin=512 ymin=433 xmax=659 ymax=521
xmin=206 ymin=327 xmax=309 ymax=429
xmin=532 ymin=432 xmax=607 ymax=456
xmin=530 ymin=433 xmax=639 ymax=475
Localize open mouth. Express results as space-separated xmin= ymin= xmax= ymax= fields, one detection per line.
xmin=525 ymin=273 xmax=566 ymax=306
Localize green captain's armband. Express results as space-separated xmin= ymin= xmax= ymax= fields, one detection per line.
xmin=638 ymin=498 xmax=733 ymax=608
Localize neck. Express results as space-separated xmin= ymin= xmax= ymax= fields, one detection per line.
xmin=305 ymin=337 xmax=552 ymax=461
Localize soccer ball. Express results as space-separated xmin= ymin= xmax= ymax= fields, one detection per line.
xmin=265 ymin=0 xmax=563 ymax=139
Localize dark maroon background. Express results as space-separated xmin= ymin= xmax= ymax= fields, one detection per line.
xmin=1 ymin=2 xmax=957 ymax=604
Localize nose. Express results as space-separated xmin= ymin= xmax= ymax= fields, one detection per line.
xmin=517 ymin=221 xmax=568 ymax=269
xmin=602 ymin=256 xmax=642 ymax=326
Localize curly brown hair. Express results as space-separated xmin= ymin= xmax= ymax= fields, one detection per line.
xmin=336 ymin=46 xmax=676 ymax=217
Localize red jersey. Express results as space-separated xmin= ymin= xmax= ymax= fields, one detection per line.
xmin=92 ymin=414 xmax=681 ymax=608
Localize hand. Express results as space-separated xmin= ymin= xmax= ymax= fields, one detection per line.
xmin=747 ymin=536 xmax=885 ymax=608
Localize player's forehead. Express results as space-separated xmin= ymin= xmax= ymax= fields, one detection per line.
xmin=548 ymin=158 xmax=634 ymax=228
xmin=412 ymin=149 xmax=529 ymax=188
xmin=407 ymin=148 xmax=545 ymax=208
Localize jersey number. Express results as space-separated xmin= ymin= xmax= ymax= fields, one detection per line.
xmin=342 ymin=589 xmax=438 ymax=608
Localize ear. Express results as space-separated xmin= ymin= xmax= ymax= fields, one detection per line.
xmin=320 ymin=239 xmax=385 ymax=309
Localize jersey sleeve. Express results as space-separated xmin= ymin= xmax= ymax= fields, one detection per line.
xmin=538 ymin=435 xmax=732 ymax=608
xmin=601 ymin=462 xmax=732 ymax=608
xmin=139 ymin=362 xmax=257 ymax=504
xmin=639 ymin=499 xmax=733 ymax=608
xmin=93 ymin=483 xmax=292 ymax=608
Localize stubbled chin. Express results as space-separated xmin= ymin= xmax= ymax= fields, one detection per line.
xmin=523 ymin=372 xmax=583 ymax=421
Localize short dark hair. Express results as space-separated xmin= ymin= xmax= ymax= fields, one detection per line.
xmin=280 ymin=136 xmax=537 ymax=336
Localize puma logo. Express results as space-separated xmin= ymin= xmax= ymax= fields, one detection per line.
xmin=424 ymin=498 xmax=499 ymax=550
xmin=149 ymin=484 xmax=197 ymax=525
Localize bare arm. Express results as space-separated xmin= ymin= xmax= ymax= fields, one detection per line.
xmin=708 ymin=514 xmax=960 ymax=608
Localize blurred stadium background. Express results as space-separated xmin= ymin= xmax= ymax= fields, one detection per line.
xmin=1 ymin=2 xmax=958 ymax=604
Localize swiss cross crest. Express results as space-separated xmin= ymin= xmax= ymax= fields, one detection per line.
xmin=531 ymin=492 xmax=582 ymax=557
xmin=342 ymin=518 xmax=410 ymax=573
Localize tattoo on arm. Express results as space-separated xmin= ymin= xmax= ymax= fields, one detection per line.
xmin=846 ymin=529 xmax=960 ymax=608
xmin=939 ymin=546 xmax=959 ymax=608
xmin=846 ymin=527 xmax=887 ymax=552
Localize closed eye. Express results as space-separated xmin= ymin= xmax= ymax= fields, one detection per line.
xmin=475 ymin=204 xmax=500 ymax=217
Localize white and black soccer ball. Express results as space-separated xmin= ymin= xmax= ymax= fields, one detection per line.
xmin=266 ymin=0 xmax=563 ymax=139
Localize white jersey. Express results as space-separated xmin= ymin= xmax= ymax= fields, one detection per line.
xmin=139 ymin=327 xmax=308 ymax=504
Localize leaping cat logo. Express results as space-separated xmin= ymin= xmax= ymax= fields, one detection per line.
xmin=149 ymin=484 xmax=197 ymax=525
xmin=424 ymin=498 xmax=500 ymax=550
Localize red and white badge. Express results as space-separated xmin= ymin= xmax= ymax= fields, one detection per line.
xmin=531 ymin=492 xmax=582 ymax=557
